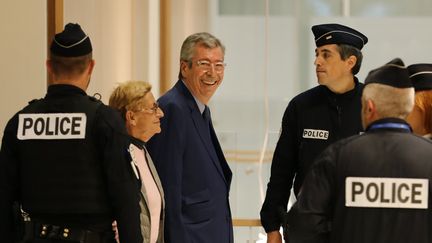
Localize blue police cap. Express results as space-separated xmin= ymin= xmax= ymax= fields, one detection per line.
xmin=364 ymin=58 xmax=412 ymax=88
xmin=312 ymin=23 xmax=368 ymax=50
xmin=407 ymin=64 xmax=432 ymax=91
xmin=50 ymin=23 xmax=92 ymax=57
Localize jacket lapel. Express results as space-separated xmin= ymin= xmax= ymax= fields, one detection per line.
xmin=176 ymin=81 xmax=228 ymax=185
xmin=208 ymin=120 xmax=232 ymax=188
xmin=190 ymin=104 xmax=228 ymax=185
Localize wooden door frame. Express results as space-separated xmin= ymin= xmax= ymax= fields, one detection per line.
xmin=47 ymin=0 xmax=64 ymax=84
xmin=159 ymin=0 xmax=171 ymax=95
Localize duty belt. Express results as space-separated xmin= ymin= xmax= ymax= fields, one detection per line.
xmin=23 ymin=221 xmax=115 ymax=243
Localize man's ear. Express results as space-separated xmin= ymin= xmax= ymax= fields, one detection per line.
xmin=347 ymin=55 xmax=357 ymax=71
xmin=46 ymin=60 xmax=54 ymax=75
xmin=87 ymin=59 xmax=95 ymax=75
xmin=180 ymin=61 xmax=189 ymax=79
xmin=366 ymin=99 xmax=376 ymax=119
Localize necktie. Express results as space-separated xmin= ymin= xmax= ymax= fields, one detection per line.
xmin=203 ymin=106 xmax=214 ymax=144
xmin=203 ymin=106 xmax=211 ymax=123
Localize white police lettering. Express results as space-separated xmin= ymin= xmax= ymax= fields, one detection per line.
xmin=346 ymin=177 xmax=428 ymax=209
xmin=302 ymin=129 xmax=329 ymax=140
xmin=17 ymin=113 xmax=86 ymax=140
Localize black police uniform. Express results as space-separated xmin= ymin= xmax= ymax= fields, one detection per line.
xmin=260 ymin=78 xmax=363 ymax=232
xmin=0 ymin=85 xmax=143 ymax=243
xmin=286 ymin=118 xmax=432 ymax=243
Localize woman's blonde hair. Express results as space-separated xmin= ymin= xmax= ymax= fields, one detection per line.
xmin=109 ymin=80 xmax=152 ymax=119
xmin=409 ymin=90 xmax=432 ymax=134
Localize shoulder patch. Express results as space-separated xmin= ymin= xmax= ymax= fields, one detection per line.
xmin=28 ymin=98 xmax=41 ymax=104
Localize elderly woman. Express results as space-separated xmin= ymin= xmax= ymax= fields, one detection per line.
xmin=406 ymin=63 xmax=432 ymax=137
xmin=109 ymin=80 xmax=165 ymax=243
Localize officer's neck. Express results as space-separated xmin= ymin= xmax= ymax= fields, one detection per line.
xmin=50 ymin=74 xmax=89 ymax=92
xmin=326 ymin=76 xmax=355 ymax=94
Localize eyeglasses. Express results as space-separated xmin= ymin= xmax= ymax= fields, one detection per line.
xmin=196 ymin=60 xmax=226 ymax=73
xmin=136 ymin=102 xmax=160 ymax=114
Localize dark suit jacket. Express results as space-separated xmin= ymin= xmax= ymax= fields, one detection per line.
xmin=147 ymin=81 xmax=233 ymax=243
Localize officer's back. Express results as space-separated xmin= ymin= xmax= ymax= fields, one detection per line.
xmin=0 ymin=23 xmax=142 ymax=243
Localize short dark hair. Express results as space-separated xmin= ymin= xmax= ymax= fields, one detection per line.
xmin=337 ymin=44 xmax=363 ymax=75
xmin=49 ymin=53 xmax=92 ymax=78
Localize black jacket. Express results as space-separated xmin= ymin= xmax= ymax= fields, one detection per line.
xmin=0 ymin=84 xmax=143 ymax=243
xmin=261 ymin=79 xmax=364 ymax=232
xmin=287 ymin=118 xmax=432 ymax=243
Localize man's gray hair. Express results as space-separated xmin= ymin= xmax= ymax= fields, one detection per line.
xmin=362 ymin=83 xmax=415 ymax=119
xmin=178 ymin=32 xmax=225 ymax=79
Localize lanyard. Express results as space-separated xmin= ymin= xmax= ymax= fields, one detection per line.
xmin=369 ymin=122 xmax=411 ymax=132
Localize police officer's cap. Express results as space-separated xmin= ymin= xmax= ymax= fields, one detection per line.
xmin=407 ymin=63 xmax=432 ymax=91
xmin=312 ymin=23 xmax=368 ymax=50
xmin=364 ymin=58 xmax=412 ymax=88
xmin=50 ymin=23 xmax=92 ymax=57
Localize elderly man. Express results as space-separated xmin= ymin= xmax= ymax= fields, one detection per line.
xmin=286 ymin=58 xmax=432 ymax=243
xmin=147 ymin=32 xmax=233 ymax=243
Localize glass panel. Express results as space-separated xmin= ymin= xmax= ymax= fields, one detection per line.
xmin=217 ymin=130 xmax=280 ymax=242
xmin=218 ymin=0 xmax=343 ymax=16
xmin=219 ymin=0 xmax=294 ymax=16
xmin=352 ymin=0 xmax=432 ymax=16
xmin=304 ymin=0 xmax=342 ymax=16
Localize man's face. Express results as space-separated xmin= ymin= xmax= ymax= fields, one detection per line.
xmin=181 ymin=44 xmax=225 ymax=105
xmin=314 ymin=44 xmax=352 ymax=87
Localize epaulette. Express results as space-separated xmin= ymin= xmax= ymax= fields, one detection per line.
xmin=90 ymin=93 xmax=102 ymax=102
xmin=28 ymin=98 xmax=42 ymax=104
xmin=88 ymin=96 xmax=99 ymax=102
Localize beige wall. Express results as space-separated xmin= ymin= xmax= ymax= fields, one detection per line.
xmin=0 ymin=1 xmax=46 ymax=145
xmin=64 ymin=0 xmax=160 ymax=103
xmin=168 ymin=0 xmax=210 ymax=88
xmin=133 ymin=0 xmax=160 ymax=94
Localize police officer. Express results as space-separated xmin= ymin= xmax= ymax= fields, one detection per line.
xmin=261 ymin=23 xmax=368 ymax=242
xmin=286 ymin=58 xmax=432 ymax=243
xmin=0 ymin=23 xmax=143 ymax=243
xmin=406 ymin=63 xmax=432 ymax=137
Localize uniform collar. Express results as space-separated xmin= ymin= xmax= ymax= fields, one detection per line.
xmin=365 ymin=118 xmax=412 ymax=133
xmin=45 ymin=84 xmax=87 ymax=99
xmin=322 ymin=76 xmax=362 ymax=99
